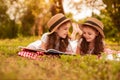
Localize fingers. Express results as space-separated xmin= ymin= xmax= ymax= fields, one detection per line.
xmin=72 ymin=22 xmax=83 ymax=35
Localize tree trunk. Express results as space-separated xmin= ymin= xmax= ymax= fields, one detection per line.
xmin=50 ymin=0 xmax=64 ymax=16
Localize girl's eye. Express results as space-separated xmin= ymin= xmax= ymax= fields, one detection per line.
xmin=64 ymin=27 xmax=68 ymax=30
xmin=64 ymin=28 xmax=68 ymax=30
xmin=83 ymin=32 xmax=86 ymax=34
xmin=88 ymin=32 xmax=92 ymax=35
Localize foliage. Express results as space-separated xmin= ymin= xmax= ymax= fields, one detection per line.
xmin=0 ymin=37 xmax=120 ymax=80
xmin=0 ymin=0 xmax=120 ymax=41
xmin=0 ymin=0 xmax=18 ymax=38
xmin=101 ymin=14 xmax=120 ymax=43
xmin=19 ymin=0 xmax=51 ymax=36
xmin=50 ymin=0 xmax=64 ymax=15
xmin=101 ymin=0 xmax=120 ymax=43
xmin=103 ymin=0 xmax=120 ymax=31
xmin=0 ymin=0 xmax=52 ymax=38
xmin=20 ymin=9 xmax=35 ymax=36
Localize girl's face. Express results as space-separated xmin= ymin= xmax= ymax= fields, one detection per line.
xmin=82 ymin=26 xmax=98 ymax=42
xmin=55 ymin=22 xmax=71 ymax=38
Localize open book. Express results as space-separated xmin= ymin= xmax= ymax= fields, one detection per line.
xmin=18 ymin=46 xmax=69 ymax=55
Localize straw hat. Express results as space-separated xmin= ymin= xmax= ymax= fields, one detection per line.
xmin=47 ymin=13 xmax=70 ymax=34
xmin=82 ymin=17 xmax=105 ymax=38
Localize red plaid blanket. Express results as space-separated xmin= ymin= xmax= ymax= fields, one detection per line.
xmin=18 ymin=49 xmax=44 ymax=60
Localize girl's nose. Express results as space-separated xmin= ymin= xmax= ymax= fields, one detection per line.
xmin=66 ymin=29 xmax=69 ymax=32
xmin=85 ymin=34 xmax=88 ymax=38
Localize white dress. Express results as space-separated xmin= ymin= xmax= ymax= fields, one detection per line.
xmin=27 ymin=33 xmax=77 ymax=54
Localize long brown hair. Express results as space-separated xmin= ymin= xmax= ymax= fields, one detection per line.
xmin=79 ymin=26 xmax=104 ymax=55
xmin=46 ymin=32 xmax=69 ymax=52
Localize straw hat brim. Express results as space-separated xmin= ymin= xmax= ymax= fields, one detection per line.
xmin=82 ymin=23 xmax=105 ymax=38
xmin=48 ymin=18 xmax=70 ymax=35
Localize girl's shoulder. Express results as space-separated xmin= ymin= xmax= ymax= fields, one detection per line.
xmin=41 ymin=33 xmax=49 ymax=42
xmin=41 ymin=33 xmax=49 ymax=39
xmin=41 ymin=33 xmax=49 ymax=37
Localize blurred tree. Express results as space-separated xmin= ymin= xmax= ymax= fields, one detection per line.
xmin=2 ymin=0 xmax=52 ymax=37
xmin=20 ymin=0 xmax=42 ymax=36
xmin=50 ymin=0 xmax=64 ymax=16
xmin=25 ymin=0 xmax=51 ymax=36
xmin=30 ymin=0 xmax=65 ymax=36
xmin=20 ymin=9 xmax=34 ymax=36
xmin=3 ymin=0 xmax=28 ymax=37
xmin=0 ymin=0 xmax=8 ymax=38
xmin=9 ymin=0 xmax=51 ymax=36
xmin=0 ymin=0 xmax=7 ymax=31
xmin=66 ymin=0 xmax=105 ymax=16
xmin=102 ymin=0 xmax=120 ymax=31
xmin=102 ymin=0 xmax=120 ymax=43
xmin=0 ymin=0 xmax=18 ymax=38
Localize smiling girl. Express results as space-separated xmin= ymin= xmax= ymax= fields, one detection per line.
xmin=18 ymin=13 xmax=76 ymax=59
xmin=76 ymin=17 xmax=105 ymax=56
xmin=40 ymin=13 xmax=73 ymax=53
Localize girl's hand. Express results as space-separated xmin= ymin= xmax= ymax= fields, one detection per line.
xmin=71 ymin=22 xmax=83 ymax=40
xmin=72 ymin=22 xmax=83 ymax=35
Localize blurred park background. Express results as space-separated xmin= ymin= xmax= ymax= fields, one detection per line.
xmin=0 ymin=0 xmax=120 ymax=43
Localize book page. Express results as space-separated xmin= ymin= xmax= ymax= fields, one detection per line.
xmin=18 ymin=46 xmax=45 ymax=52
xmin=45 ymin=49 xmax=64 ymax=54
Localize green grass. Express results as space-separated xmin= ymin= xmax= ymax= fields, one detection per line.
xmin=0 ymin=37 xmax=120 ymax=80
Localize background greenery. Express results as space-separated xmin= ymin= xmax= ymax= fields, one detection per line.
xmin=0 ymin=0 xmax=120 ymax=43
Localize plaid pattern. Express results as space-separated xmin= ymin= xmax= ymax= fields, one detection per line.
xmin=18 ymin=49 xmax=44 ymax=60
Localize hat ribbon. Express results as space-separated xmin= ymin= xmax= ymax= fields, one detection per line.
xmin=49 ymin=16 xmax=67 ymax=32
xmin=84 ymin=21 xmax=103 ymax=30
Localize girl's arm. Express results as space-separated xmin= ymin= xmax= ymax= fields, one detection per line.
xmin=71 ymin=23 xmax=83 ymax=40
xmin=75 ymin=38 xmax=83 ymax=54
xmin=104 ymin=48 xmax=117 ymax=54
xmin=40 ymin=41 xmax=47 ymax=50
xmin=76 ymin=46 xmax=80 ymax=54
xmin=39 ymin=33 xmax=49 ymax=50
xmin=64 ymin=40 xmax=77 ymax=55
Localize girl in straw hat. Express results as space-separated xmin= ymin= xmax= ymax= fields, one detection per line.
xmin=76 ymin=17 xmax=120 ymax=58
xmin=27 ymin=13 xmax=77 ymax=55
xmin=40 ymin=13 xmax=75 ymax=54
xmin=76 ymin=17 xmax=105 ymax=56
xmin=18 ymin=13 xmax=76 ymax=59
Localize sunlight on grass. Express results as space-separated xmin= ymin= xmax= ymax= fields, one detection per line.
xmin=0 ymin=37 xmax=120 ymax=80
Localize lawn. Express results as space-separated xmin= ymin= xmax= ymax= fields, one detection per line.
xmin=0 ymin=36 xmax=120 ymax=80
